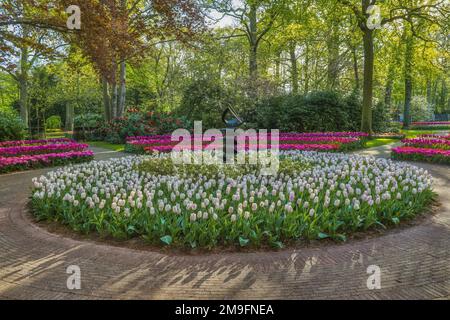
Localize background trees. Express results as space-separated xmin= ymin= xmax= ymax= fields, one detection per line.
xmin=0 ymin=0 xmax=449 ymax=135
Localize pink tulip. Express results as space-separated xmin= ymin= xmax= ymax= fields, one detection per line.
xmin=0 ymin=143 xmax=88 ymax=157
xmin=0 ymin=150 xmax=94 ymax=173
xmin=0 ymin=138 xmax=73 ymax=148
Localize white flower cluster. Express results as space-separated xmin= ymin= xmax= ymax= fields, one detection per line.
xmin=31 ymin=151 xmax=433 ymax=223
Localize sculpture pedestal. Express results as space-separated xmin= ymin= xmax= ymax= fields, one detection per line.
xmin=220 ymin=128 xmax=238 ymax=164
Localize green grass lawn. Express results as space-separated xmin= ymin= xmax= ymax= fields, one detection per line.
xmin=364 ymin=138 xmax=398 ymax=148
xmin=400 ymin=129 xmax=448 ymax=139
xmin=86 ymin=141 xmax=125 ymax=152
xmin=43 ymin=129 xmax=66 ymax=139
xmin=363 ymin=129 xmax=450 ymax=149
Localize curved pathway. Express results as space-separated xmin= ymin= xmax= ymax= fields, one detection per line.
xmin=0 ymin=146 xmax=449 ymax=299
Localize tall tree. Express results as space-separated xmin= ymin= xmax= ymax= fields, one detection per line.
xmin=0 ymin=0 xmax=64 ymax=128
xmin=338 ymin=0 xmax=447 ymax=133
xmin=211 ymin=0 xmax=287 ymax=98
xmin=59 ymin=0 xmax=204 ymax=121
xmin=403 ymin=27 xmax=414 ymax=128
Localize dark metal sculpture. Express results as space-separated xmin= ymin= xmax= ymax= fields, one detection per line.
xmin=222 ymin=104 xmax=244 ymax=128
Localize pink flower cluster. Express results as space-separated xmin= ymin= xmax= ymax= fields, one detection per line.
xmin=127 ymin=132 xmax=366 ymax=154
xmin=412 ymin=121 xmax=450 ymax=126
xmin=0 ymin=138 xmax=93 ymax=173
xmin=392 ymin=146 xmax=450 ymax=157
xmin=0 ymin=142 xmax=88 ymax=157
xmin=392 ymin=135 xmax=450 ymax=164
xmin=0 ymin=138 xmax=72 ymax=148
xmin=145 ymin=145 xmax=222 ymax=152
xmin=128 ymin=136 xmax=221 ymax=146
xmin=128 ymin=135 xmax=358 ymax=146
xmin=0 ymin=151 xmax=94 ymax=173
xmin=128 ymin=132 xmax=366 ymax=141
xmin=126 ymin=135 xmax=171 ymax=142
xmin=402 ymin=138 xmax=450 ymax=149
xmin=279 ymin=132 xmax=369 ymax=138
xmin=144 ymin=143 xmax=340 ymax=153
xmin=420 ymin=133 xmax=450 ymax=139
xmin=279 ymin=136 xmax=358 ymax=143
xmin=279 ymin=144 xmax=340 ymax=151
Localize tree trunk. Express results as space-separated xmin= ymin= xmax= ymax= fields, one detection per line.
xmin=18 ymin=75 xmax=28 ymax=127
xmin=117 ymin=0 xmax=127 ymax=117
xmin=102 ymin=77 xmax=111 ymax=121
xmin=384 ymin=47 xmax=398 ymax=111
xmin=403 ymin=33 xmax=414 ymax=128
xmin=403 ymin=79 xmax=412 ymax=127
xmin=384 ymin=63 xmax=395 ymax=111
xmin=65 ymin=103 xmax=74 ymax=132
xmin=248 ymin=4 xmax=258 ymax=97
xmin=275 ymin=50 xmax=281 ymax=87
xmin=431 ymin=78 xmax=439 ymax=109
xmin=384 ymin=79 xmax=393 ymax=109
xmin=361 ymin=27 xmax=374 ymax=134
xmin=426 ymin=77 xmax=433 ymax=118
xmin=426 ymin=78 xmax=432 ymax=105
xmin=110 ymin=81 xmax=118 ymax=119
xmin=352 ymin=47 xmax=360 ymax=92
xmin=117 ymin=60 xmax=126 ymax=117
xmin=326 ymin=24 xmax=340 ymax=90
xmin=19 ymin=45 xmax=29 ymax=128
xmin=313 ymin=54 xmax=319 ymax=90
xmin=439 ymin=79 xmax=447 ymax=111
xmin=289 ymin=42 xmax=299 ymax=94
xmin=304 ymin=43 xmax=310 ymax=93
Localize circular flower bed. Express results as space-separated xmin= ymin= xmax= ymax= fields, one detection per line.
xmin=30 ymin=151 xmax=434 ymax=249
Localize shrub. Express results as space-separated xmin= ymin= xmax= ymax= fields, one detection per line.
xmin=73 ymin=113 xmax=105 ymax=141
xmin=254 ymin=95 xmax=286 ymax=129
xmin=254 ymin=91 xmax=398 ymax=134
xmin=93 ymin=111 xmax=191 ymax=144
xmin=177 ymin=79 xmax=235 ymax=129
xmin=45 ymin=115 xmax=62 ymax=130
xmin=0 ymin=110 xmax=27 ymax=141
xmin=287 ymin=91 xmax=352 ymax=132
xmin=74 ymin=113 xmax=104 ymax=129
xmin=411 ymin=96 xmax=433 ymax=122
xmin=254 ymin=91 xmax=358 ymax=132
xmin=146 ymin=112 xmax=192 ymax=135
xmin=342 ymin=93 xmax=362 ymax=132
xmin=372 ymin=102 xmax=396 ymax=133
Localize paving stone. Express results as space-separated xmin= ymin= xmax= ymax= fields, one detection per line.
xmin=0 ymin=146 xmax=448 ymax=299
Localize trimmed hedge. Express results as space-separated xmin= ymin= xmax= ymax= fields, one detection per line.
xmin=45 ymin=115 xmax=62 ymax=130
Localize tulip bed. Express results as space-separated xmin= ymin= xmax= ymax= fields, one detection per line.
xmin=125 ymin=132 xmax=368 ymax=154
xmin=392 ymin=134 xmax=450 ymax=164
xmin=0 ymin=138 xmax=94 ymax=174
xmin=30 ymin=151 xmax=434 ymax=249
xmin=0 ymin=137 xmax=71 ymax=148
xmin=410 ymin=121 xmax=450 ymax=130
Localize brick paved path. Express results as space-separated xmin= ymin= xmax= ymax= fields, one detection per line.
xmin=0 ymin=147 xmax=448 ymax=299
